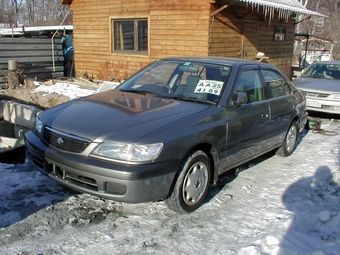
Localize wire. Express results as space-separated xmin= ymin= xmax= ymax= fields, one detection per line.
xmin=311 ymin=125 xmax=339 ymax=136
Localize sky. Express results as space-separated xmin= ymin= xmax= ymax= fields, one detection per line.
xmin=0 ymin=82 xmax=340 ymax=255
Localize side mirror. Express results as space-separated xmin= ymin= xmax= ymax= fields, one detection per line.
xmin=233 ymin=91 xmax=247 ymax=106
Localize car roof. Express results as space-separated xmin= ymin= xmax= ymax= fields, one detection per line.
xmin=159 ymin=56 xmax=273 ymax=68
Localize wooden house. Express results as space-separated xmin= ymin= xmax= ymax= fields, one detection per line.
xmin=60 ymin=0 xmax=322 ymax=80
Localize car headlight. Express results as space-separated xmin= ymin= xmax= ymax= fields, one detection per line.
xmin=90 ymin=142 xmax=163 ymax=163
xmin=329 ymin=93 xmax=340 ymax=100
xmin=33 ymin=117 xmax=43 ymax=135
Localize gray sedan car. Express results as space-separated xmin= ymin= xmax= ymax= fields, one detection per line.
xmin=294 ymin=61 xmax=340 ymax=114
xmin=25 ymin=57 xmax=307 ymax=213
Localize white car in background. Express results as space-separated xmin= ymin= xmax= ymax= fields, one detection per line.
xmin=294 ymin=61 xmax=340 ymax=114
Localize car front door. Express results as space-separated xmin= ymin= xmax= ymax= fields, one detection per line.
xmin=220 ymin=66 xmax=271 ymax=171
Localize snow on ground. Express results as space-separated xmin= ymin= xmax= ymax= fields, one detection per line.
xmin=32 ymin=81 xmax=97 ymax=99
xmin=0 ymin=82 xmax=340 ymax=254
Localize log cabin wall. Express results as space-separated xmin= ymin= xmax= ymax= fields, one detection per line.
xmin=208 ymin=3 xmax=296 ymax=78
xmin=69 ymin=0 xmax=212 ymax=81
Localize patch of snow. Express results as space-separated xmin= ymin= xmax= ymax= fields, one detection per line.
xmin=318 ymin=211 xmax=331 ymax=223
xmin=32 ymin=81 xmax=96 ymax=99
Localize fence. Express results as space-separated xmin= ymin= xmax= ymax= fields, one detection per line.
xmin=0 ymin=37 xmax=64 ymax=88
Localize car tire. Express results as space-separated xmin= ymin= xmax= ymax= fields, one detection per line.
xmin=164 ymin=150 xmax=211 ymax=213
xmin=276 ymin=121 xmax=298 ymax=157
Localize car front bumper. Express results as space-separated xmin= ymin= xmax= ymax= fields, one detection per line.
xmin=299 ymin=111 xmax=308 ymax=132
xmin=305 ymin=97 xmax=340 ymax=114
xmin=24 ymin=131 xmax=180 ymax=203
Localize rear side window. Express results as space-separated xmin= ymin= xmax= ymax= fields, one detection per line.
xmin=262 ymin=70 xmax=291 ymax=98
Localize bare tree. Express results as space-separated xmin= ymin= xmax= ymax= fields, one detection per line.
xmin=300 ymin=0 xmax=340 ymax=60
xmin=0 ymin=0 xmax=5 ymax=24
xmin=12 ymin=0 xmax=24 ymax=28
xmin=26 ymin=0 xmax=36 ymax=26
xmin=298 ymin=0 xmax=339 ymax=10
xmin=298 ymin=0 xmax=309 ymax=7
xmin=1 ymin=0 xmax=71 ymax=27
xmin=0 ymin=0 xmax=24 ymax=28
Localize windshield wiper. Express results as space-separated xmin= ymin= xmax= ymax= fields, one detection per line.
xmin=307 ymin=76 xmax=324 ymax=79
xmin=165 ymin=94 xmax=216 ymax=105
xmin=119 ymin=89 xmax=161 ymax=96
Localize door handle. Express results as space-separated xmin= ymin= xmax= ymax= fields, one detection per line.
xmin=261 ymin=114 xmax=269 ymax=118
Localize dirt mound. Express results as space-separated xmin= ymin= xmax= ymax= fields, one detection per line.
xmin=0 ymin=79 xmax=97 ymax=109
xmin=1 ymin=86 xmax=70 ymax=109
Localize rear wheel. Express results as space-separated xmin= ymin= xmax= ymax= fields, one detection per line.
xmin=276 ymin=121 xmax=298 ymax=157
xmin=165 ymin=150 xmax=211 ymax=213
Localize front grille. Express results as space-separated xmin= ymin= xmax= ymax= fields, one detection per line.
xmin=66 ymin=172 xmax=98 ymax=191
xmin=49 ymin=161 xmax=98 ymax=191
xmin=49 ymin=161 xmax=127 ymax=195
xmin=27 ymin=151 xmax=44 ymax=169
xmin=305 ymin=91 xmax=330 ymax=98
xmin=43 ymin=126 xmax=91 ymax=153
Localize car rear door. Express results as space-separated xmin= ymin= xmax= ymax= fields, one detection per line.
xmin=260 ymin=69 xmax=296 ymax=146
xmin=221 ymin=65 xmax=271 ymax=170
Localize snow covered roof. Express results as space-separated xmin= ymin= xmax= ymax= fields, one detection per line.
xmin=0 ymin=25 xmax=73 ymax=37
xmin=240 ymin=0 xmax=325 ymax=21
xmin=59 ymin=0 xmax=325 ymax=23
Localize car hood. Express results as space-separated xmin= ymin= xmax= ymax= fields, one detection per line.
xmin=293 ymin=77 xmax=340 ymax=93
xmin=39 ymin=90 xmax=211 ymax=142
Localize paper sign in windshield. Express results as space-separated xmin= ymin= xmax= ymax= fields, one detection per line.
xmin=194 ymin=80 xmax=224 ymax=95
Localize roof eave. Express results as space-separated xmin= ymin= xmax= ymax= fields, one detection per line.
xmin=59 ymin=0 xmax=326 ymax=18
xmin=60 ymin=0 xmax=73 ymax=4
xmin=239 ymin=0 xmax=327 ymax=18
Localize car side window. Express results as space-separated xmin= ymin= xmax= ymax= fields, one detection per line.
xmin=262 ymin=70 xmax=291 ymax=98
xmin=234 ymin=69 xmax=264 ymax=104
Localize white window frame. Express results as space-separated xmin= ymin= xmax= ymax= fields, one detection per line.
xmin=274 ymin=26 xmax=286 ymax=41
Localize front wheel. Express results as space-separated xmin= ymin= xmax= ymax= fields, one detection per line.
xmin=276 ymin=121 xmax=298 ymax=157
xmin=164 ymin=150 xmax=211 ymax=213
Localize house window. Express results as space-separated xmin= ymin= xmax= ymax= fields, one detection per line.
xmin=112 ymin=18 xmax=148 ymax=54
xmin=274 ymin=26 xmax=286 ymax=41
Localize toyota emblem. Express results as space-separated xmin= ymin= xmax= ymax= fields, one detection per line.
xmin=57 ymin=137 xmax=64 ymax=145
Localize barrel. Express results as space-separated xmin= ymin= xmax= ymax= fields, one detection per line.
xmin=8 ymin=60 xmax=18 ymax=71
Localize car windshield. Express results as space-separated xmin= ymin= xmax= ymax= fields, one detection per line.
xmin=302 ymin=62 xmax=340 ymax=80
xmin=117 ymin=60 xmax=231 ymax=104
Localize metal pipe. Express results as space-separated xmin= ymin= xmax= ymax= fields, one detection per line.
xmin=304 ymin=35 xmax=309 ymax=68
xmin=52 ymin=10 xmax=71 ymax=77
